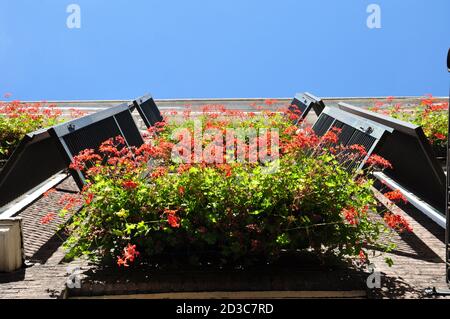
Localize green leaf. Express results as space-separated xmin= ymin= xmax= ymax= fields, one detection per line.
xmin=111 ymin=229 xmax=124 ymax=237
xmin=276 ymin=233 xmax=290 ymax=245
xmin=385 ymin=257 xmax=394 ymax=267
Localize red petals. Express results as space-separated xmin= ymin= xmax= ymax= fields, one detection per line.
xmin=366 ymin=154 xmax=393 ymax=169
xmin=348 ymin=144 xmax=368 ymax=157
xmin=122 ymin=180 xmax=138 ymax=190
xmin=59 ymin=193 xmax=82 ymax=211
xmin=164 ymin=209 xmax=181 ymax=228
xmin=264 ymin=99 xmax=278 ymax=106
xmin=359 ymin=250 xmax=367 ymax=263
xmin=117 ymin=257 xmax=128 ymax=267
xmin=383 ymin=213 xmax=413 ymax=233
xmin=218 ymin=164 xmax=233 ymax=178
xmin=281 ymin=128 xmax=318 ymax=153
xmin=70 ymin=149 xmax=102 ymax=171
xmin=85 ymin=193 xmax=94 ymax=205
xmin=40 ymin=213 xmax=56 ymax=225
xmin=342 ymin=207 xmax=359 ymax=225
xmin=384 ymin=190 xmax=407 ymax=204
xmin=117 ymin=243 xmax=140 ymax=268
xmin=167 ymin=214 xmax=181 ymax=228
xmin=43 ymin=188 xmax=57 ymax=198
xmin=322 ymin=130 xmax=339 ymax=144
xmin=151 ymin=167 xmax=168 ymax=179
xmin=434 ymin=133 xmax=446 ymax=140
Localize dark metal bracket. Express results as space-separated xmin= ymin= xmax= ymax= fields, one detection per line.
xmin=427 ymin=48 xmax=450 ymax=296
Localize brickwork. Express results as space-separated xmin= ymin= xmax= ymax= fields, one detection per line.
xmin=0 ymin=177 xmax=86 ymax=299
xmin=369 ymin=188 xmax=448 ymax=298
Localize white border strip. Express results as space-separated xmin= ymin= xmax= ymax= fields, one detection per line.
xmin=373 ymin=171 xmax=446 ymax=228
xmin=0 ymin=173 xmax=68 ymax=218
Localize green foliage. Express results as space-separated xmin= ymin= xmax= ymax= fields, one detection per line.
xmin=63 ymin=107 xmax=394 ymax=268
xmin=0 ymin=101 xmax=64 ymax=161
xmin=371 ymin=97 xmax=448 ymax=152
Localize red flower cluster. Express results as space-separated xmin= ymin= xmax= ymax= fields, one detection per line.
xmin=85 ymin=193 xmax=94 ymax=205
xmin=117 ymin=243 xmax=140 ymax=267
xmin=434 ymin=133 xmax=446 ymax=140
xmin=68 ymin=108 xmax=87 ymax=119
xmin=264 ymin=99 xmax=278 ymax=106
xmin=283 ymin=125 xmax=298 ymax=136
xmin=58 ymin=193 xmax=82 ymax=211
xmin=201 ymin=104 xmax=227 ymax=114
xmin=342 ymin=207 xmax=359 ymax=225
xmin=0 ymin=100 xmax=62 ymax=122
xmin=40 ymin=213 xmax=56 ymax=225
xmin=177 ymin=163 xmax=192 ymax=174
xmin=322 ymin=130 xmax=339 ymax=144
xmin=43 ymin=188 xmax=57 ymax=198
xmin=421 ymin=94 xmax=435 ymax=107
xmin=383 ymin=213 xmax=413 ymax=233
xmin=70 ymin=149 xmax=102 ymax=171
xmin=359 ymin=250 xmax=367 ymax=263
xmin=286 ymin=104 xmax=302 ymax=122
xmin=366 ymin=154 xmax=393 ymax=169
xmin=281 ymin=128 xmax=319 ymax=154
xmin=384 ymin=190 xmax=407 ymax=204
xmin=348 ymin=144 xmax=368 ymax=157
xmin=122 ymin=180 xmax=138 ymax=190
xmin=151 ymin=166 xmax=168 ymax=179
xmin=164 ymin=209 xmax=181 ymax=228
xmin=218 ymin=163 xmax=233 ymax=178
xmin=99 ymin=138 xmax=120 ymax=156
xmin=429 ymin=103 xmax=448 ymax=112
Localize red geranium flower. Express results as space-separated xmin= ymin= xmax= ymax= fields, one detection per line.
xmin=359 ymin=250 xmax=367 ymax=263
xmin=59 ymin=194 xmax=82 ymax=210
xmin=322 ymin=131 xmax=339 ymax=144
xmin=122 ymin=180 xmax=138 ymax=190
xmin=85 ymin=193 xmax=94 ymax=205
xmin=383 ymin=213 xmax=413 ymax=233
xmin=40 ymin=213 xmax=56 ymax=225
xmin=342 ymin=207 xmax=358 ymax=225
xmin=151 ymin=167 xmax=168 ymax=179
xmin=43 ymin=188 xmax=57 ymax=198
xmin=430 ymin=104 xmax=447 ymax=112
xmin=117 ymin=257 xmax=129 ymax=267
xmin=164 ymin=209 xmax=181 ymax=228
xmin=167 ymin=214 xmax=180 ymax=228
xmin=117 ymin=243 xmax=140 ymax=268
xmin=366 ymin=154 xmax=393 ymax=169
xmin=123 ymin=244 xmax=140 ymax=262
xmin=348 ymin=144 xmax=367 ymax=157
xmin=434 ymin=133 xmax=446 ymax=140
xmin=384 ymin=190 xmax=407 ymax=204
xmin=264 ymin=99 xmax=277 ymax=106
xmin=70 ymin=149 xmax=102 ymax=171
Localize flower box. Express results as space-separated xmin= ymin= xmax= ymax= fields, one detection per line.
xmin=59 ymin=103 xmax=411 ymax=271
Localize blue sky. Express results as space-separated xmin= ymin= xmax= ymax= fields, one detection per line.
xmin=0 ymin=0 xmax=449 ymax=100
